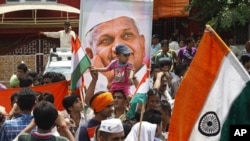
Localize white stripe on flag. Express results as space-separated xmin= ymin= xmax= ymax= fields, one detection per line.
xmin=189 ymin=52 xmax=250 ymax=140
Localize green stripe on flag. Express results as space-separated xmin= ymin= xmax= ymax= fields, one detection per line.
xmin=71 ymin=55 xmax=91 ymax=90
xmin=220 ymin=81 xmax=250 ymax=141
xmin=127 ymin=93 xmax=147 ymax=119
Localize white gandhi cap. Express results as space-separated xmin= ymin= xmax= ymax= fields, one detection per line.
xmin=85 ymin=1 xmax=136 ymax=36
xmin=99 ymin=118 xmax=124 ymax=133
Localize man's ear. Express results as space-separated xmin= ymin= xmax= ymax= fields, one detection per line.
xmin=85 ymin=47 xmax=93 ymax=59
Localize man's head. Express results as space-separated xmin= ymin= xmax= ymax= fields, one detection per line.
xmin=62 ymin=94 xmax=83 ymax=114
xmin=18 ymin=75 xmax=33 ymax=87
xmin=160 ymin=39 xmax=169 ymax=53
xmin=90 ymin=91 xmax=114 ymax=118
xmin=99 ymin=118 xmax=124 ymax=141
xmin=113 ymin=90 xmax=128 ymax=110
xmin=159 ymin=59 xmax=172 ymax=72
xmin=146 ymin=89 xmax=161 ymax=110
xmin=152 ymin=34 xmax=160 ymax=45
xmin=143 ymin=109 xmax=163 ymax=138
xmin=64 ymin=21 xmax=71 ymax=33
xmin=17 ymin=63 xmax=28 ymax=78
xmin=42 ymin=72 xmax=56 ymax=84
xmin=17 ymin=87 xmax=36 ymax=112
xmin=186 ymin=37 xmax=195 ymax=48
xmin=38 ymin=92 xmax=55 ymax=104
xmin=33 ymin=101 xmax=58 ymax=130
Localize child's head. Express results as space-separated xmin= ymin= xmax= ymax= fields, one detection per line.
xmin=115 ymin=45 xmax=132 ymax=63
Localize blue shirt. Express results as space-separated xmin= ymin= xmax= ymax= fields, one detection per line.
xmin=0 ymin=114 xmax=33 ymax=141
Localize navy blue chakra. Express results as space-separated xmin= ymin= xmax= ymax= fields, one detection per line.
xmin=198 ymin=111 xmax=220 ymax=136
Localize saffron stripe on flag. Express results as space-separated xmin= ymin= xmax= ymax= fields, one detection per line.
xmin=168 ymin=25 xmax=250 ymax=141
xmin=71 ymin=36 xmax=91 ymax=91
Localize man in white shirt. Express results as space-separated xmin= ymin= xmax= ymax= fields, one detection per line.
xmin=41 ymin=21 xmax=76 ymax=49
xmin=169 ymin=34 xmax=180 ymax=51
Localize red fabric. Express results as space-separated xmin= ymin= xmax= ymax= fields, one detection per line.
xmin=153 ymin=0 xmax=189 ymax=19
xmin=0 ymin=80 xmax=69 ymax=113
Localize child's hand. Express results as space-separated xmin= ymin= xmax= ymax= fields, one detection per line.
xmin=89 ymin=66 xmax=96 ymax=72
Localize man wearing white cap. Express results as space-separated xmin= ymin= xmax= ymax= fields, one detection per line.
xmin=98 ymin=118 xmax=124 ymax=141
xmin=82 ymin=0 xmax=151 ymax=94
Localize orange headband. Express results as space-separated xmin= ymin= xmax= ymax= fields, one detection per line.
xmin=91 ymin=92 xmax=113 ymax=112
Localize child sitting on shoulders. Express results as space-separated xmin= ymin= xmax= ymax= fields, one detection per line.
xmin=91 ymin=44 xmax=135 ymax=101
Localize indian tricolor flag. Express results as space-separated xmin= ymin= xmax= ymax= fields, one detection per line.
xmin=168 ymin=25 xmax=250 ymax=141
xmin=71 ymin=36 xmax=91 ymax=91
xmin=127 ymin=70 xmax=150 ymax=119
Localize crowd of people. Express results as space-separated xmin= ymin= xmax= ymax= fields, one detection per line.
xmin=0 ymin=59 xmax=172 ymax=141
xmin=0 ymin=29 xmax=250 ymax=141
xmin=0 ymin=3 xmax=250 ymax=139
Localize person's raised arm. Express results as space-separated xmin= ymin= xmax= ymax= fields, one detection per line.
xmin=56 ymin=112 xmax=74 ymax=141
xmin=85 ymin=68 xmax=98 ymax=106
xmin=153 ymin=72 xmax=164 ymax=90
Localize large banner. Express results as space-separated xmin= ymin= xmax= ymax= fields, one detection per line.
xmin=79 ymin=0 xmax=153 ymax=94
xmin=0 ymin=80 xmax=68 ymax=113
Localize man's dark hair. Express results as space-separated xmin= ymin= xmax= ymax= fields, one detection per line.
xmin=62 ymin=94 xmax=79 ymax=113
xmin=159 ymin=59 xmax=172 ymax=68
xmin=33 ymin=101 xmax=58 ymax=130
xmin=152 ymin=34 xmax=160 ymax=39
xmin=143 ymin=109 xmax=162 ymax=125
xmin=38 ymin=92 xmax=55 ymax=104
xmin=17 ymin=63 xmax=28 ymax=73
xmin=171 ymin=34 xmax=178 ymax=41
xmin=160 ymin=39 xmax=169 ymax=46
xmin=186 ymin=37 xmax=195 ymax=45
xmin=174 ymin=64 xmax=189 ymax=76
xmin=240 ymin=54 xmax=250 ymax=66
xmin=42 ymin=72 xmax=56 ymax=84
xmin=147 ymin=89 xmax=161 ymax=101
xmin=51 ymin=72 xmax=66 ymax=83
xmin=113 ymin=90 xmax=126 ymax=100
xmin=18 ymin=75 xmax=33 ymax=87
xmin=28 ymin=71 xmax=41 ymax=85
xmin=17 ymin=87 xmax=36 ymax=111
xmin=10 ymin=92 xmax=19 ymax=106
xmin=160 ymin=100 xmax=171 ymax=117
xmin=64 ymin=21 xmax=71 ymax=26
xmin=99 ymin=131 xmax=112 ymax=140
xmin=123 ymin=119 xmax=133 ymax=138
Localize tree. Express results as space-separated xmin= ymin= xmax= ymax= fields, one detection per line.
xmin=187 ymin=0 xmax=250 ymax=33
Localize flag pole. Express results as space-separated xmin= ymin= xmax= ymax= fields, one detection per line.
xmin=78 ymin=79 xmax=87 ymax=121
xmin=137 ymin=103 xmax=145 ymax=141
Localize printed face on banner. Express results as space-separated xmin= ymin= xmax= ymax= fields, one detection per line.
xmin=81 ymin=0 xmax=153 ymax=93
